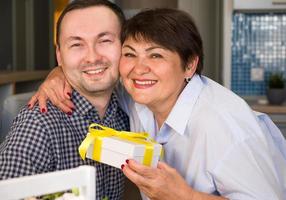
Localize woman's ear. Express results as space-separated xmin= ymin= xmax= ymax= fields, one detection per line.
xmin=56 ymin=45 xmax=63 ymax=66
xmin=185 ymin=56 xmax=199 ymax=78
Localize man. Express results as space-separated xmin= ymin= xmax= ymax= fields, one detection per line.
xmin=0 ymin=1 xmax=129 ymax=199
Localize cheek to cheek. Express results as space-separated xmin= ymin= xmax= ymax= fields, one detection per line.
xmin=119 ymin=61 xmax=128 ymax=76
xmin=123 ymin=79 xmax=133 ymax=91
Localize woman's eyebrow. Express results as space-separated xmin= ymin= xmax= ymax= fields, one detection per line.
xmin=145 ymin=46 xmax=165 ymax=51
xmin=122 ymin=45 xmax=136 ymax=51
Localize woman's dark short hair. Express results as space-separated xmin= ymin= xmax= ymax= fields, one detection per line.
xmin=121 ymin=8 xmax=204 ymax=74
xmin=56 ymin=0 xmax=125 ymax=47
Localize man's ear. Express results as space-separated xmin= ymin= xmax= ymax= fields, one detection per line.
xmin=185 ymin=56 xmax=199 ymax=78
xmin=56 ymin=45 xmax=62 ymax=66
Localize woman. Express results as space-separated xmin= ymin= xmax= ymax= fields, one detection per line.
xmin=29 ymin=8 xmax=286 ymax=199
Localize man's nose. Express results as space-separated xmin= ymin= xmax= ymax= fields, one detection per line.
xmin=85 ymin=46 xmax=102 ymax=63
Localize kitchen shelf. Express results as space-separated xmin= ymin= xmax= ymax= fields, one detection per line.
xmin=251 ymin=104 xmax=286 ymax=115
xmin=0 ymin=70 xmax=49 ymax=85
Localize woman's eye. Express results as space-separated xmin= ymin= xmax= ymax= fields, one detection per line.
xmin=123 ymin=53 xmax=135 ymax=57
xmin=150 ymin=53 xmax=163 ymax=59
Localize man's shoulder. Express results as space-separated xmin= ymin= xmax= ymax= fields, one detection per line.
xmin=14 ymin=101 xmax=67 ymax=128
xmin=3 ymin=101 xmax=72 ymax=145
xmin=0 ymin=102 xmax=70 ymax=179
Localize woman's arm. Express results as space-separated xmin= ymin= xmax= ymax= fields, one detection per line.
xmin=28 ymin=66 xmax=74 ymax=113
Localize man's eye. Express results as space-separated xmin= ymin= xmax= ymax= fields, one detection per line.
xmin=150 ymin=53 xmax=163 ymax=58
xmin=123 ymin=53 xmax=135 ymax=57
xmin=70 ymin=43 xmax=82 ymax=48
xmin=100 ymin=39 xmax=112 ymax=43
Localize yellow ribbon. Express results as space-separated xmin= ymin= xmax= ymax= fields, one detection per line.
xmin=78 ymin=123 xmax=157 ymax=166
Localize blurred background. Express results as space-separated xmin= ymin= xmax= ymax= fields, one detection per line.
xmin=0 ymin=0 xmax=286 ymax=139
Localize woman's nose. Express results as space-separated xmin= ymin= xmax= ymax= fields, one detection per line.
xmin=133 ymin=58 xmax=150 ymax=75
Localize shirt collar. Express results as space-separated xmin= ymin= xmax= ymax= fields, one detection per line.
xmin=134 ymin=103 xmax=157 ymax=138
xmin=134 ymin=74 xmax=204 ymax=137
xmin=165 ymin=74 xmax=204 ymax=135
xmin=71 ymin=90 xmax=119 ymax=118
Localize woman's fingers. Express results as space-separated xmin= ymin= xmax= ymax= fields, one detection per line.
xmin=28 ymin=87 xmax=74 ymax=113
xmin=127 ymin=159 xmax=156 ymax=178
xmin=27 ymin=66 xmax=74 ymax=113
xmin=46 ymin=89 xmax=74 ymax=113
xmin=122 ymin=160 xmax=151 ymax=188
xmin=157 ymin=161 xmax=175 ymax=172
xmin=56 ymin=99 xmax=75 ymax=114
xmin=64 ymin=80 xmax=73 ymax=100
xmin=27 ymin=92 xmax=39 ymax=109
xmin=38 ymin=92 xmax=48 ymax=113
xmin=58 ymin=102 xmax=74 ymax=114
xmin=64 ymin=99 xmax=75 ymax=111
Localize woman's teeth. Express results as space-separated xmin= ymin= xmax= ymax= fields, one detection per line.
xmin=134 ymin=80 xmax=156 ymax=85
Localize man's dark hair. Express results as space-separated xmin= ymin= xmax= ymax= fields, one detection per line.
xmin=121 ymin=8 xmax=204 ymax=74
xmin=56 ymin=0 xmax=125 ymax=47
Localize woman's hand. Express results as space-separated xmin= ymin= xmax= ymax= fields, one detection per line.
xmin=28 ymin=66 xmax=75 ymax=113
xmin=122 ymin=160 xmax=194 ymax=200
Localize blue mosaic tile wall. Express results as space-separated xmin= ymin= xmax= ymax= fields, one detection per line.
xmin=231 ymin=12 xmax=286 ymax=95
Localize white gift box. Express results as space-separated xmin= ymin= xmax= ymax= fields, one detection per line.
xmin=86 ymin=136 xmax=162 ymax=169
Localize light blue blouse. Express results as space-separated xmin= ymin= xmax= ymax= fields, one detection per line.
xmin=118 ymin=74 xmax=286 ymax=199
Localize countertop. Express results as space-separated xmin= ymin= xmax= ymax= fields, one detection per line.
xmin=246 ymin=98 xmax=286 ymax=129
xmin=251 ymin=103 xmax=286 ymax=114
xmin=240 ymin=97 xmax=286 ymax=125
xmin=244 ymin=96 xmax=286 ymax=115
xmin=0 ymin=70 xmax=49 ymax=85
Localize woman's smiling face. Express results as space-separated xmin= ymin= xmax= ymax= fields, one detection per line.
xmin=119 ymin=37 xmax=190 ymax=110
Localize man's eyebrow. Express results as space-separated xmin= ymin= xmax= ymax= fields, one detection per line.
xmin=98 ymin=32 xmax=116 ymax=38
xmin=65 ymin=32 xmax=116 ymax=43
xmin=66 ymin=36 xmax=83 ymax=42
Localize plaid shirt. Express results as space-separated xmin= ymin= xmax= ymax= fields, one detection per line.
xmin=0 ymin=90 xmax=129 ymax=200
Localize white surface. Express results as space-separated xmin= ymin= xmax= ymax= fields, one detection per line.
xmin=86 ymin=137 xmax=162 ymax=169
xmin=103 ymin=137 xmax=146 ymax=155
xmin=234 ymin=0 xmax=286 ymax=9
xmin=0 ymin=166 xmax=96 ymax=200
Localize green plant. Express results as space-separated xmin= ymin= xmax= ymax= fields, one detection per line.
xmin=268 ymin=73 xmax=285 ymax=89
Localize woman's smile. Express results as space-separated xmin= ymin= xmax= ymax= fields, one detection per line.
xmin=132 ymin=79 xmax=157 ymax=89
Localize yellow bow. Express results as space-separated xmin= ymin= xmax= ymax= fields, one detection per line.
xmin=78 ymin=123 xmax=157 ymax=166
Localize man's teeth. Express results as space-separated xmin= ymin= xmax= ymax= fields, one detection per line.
xmin=134 ymin=80 xmax=156 ymax=85
xmin=85 ymin=69 xmax=105 ymax=74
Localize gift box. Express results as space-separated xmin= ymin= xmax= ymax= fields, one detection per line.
xmin=78 ymin=123 xmax=162 ymax=169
